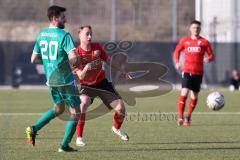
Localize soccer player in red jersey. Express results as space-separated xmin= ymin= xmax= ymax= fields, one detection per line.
xmin=174 ymin=20 xmax=214 ymax=126
xmin=74 ymin=25 xmax=131 ymax=146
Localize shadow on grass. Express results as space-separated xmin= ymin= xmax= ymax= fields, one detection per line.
xmin=2 ymin=138 xmax=240 ymax=145
xmin=190 ymin=123 xmax=240 ymax=127
xmin=77 ymin=146 xmax=240 ymax=153
xmin=130 ymin=140 xmax=240 ymax=145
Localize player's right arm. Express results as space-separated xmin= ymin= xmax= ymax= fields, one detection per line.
xmin=174 ymin=38 xmax=185 ymax=70
xmin=31 ymin=37 xmax=43 ymax=64
xmin=75 ymin=63 xmax=91 ymax=80
xmin=31 ymin=53 xmax=43 ymax=64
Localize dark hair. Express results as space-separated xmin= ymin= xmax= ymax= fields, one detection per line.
xmin=47 ymin=5 xmax=66 ymax=21
xmin=78 ymin=25 xmax=92 ymax=34
xmin=190 ymin=20 xmax=201 ymax=26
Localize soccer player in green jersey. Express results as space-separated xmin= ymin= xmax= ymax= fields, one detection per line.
xmin=26 ymin=5 xmax=81 ymax=152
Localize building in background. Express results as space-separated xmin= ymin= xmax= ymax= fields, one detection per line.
xmin=195 ymin=0 xmax=240 ymax=85
xmin=196 ymin=0 xmax=240 ymax=42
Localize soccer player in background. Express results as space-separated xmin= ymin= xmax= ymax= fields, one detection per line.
xmin=74 ymin=25 xmax=131 ymax=146
xmin=26 ymin=5 xmax=81 ymax=152
xmin=174 ymin=20 xmax=214 ymax=126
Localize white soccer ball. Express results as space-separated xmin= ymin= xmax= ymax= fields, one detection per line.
xmin=206 ymin=92 xmax=225 ymax=111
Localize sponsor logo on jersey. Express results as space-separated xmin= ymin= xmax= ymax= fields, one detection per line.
xmin=187 ymin=47 xmax=201 ymax=53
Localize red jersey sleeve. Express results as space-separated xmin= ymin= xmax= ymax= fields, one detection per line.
xmin=205 ymin=40 xmax=214 ymax=62
xmin=97 ymin=44 xmax=109 ymax=61
xmin=174 ymin=38 xmax=185 ymax=63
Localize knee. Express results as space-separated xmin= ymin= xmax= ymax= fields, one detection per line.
xmin=54 ymin=103 xmax=65 ymax=116
xmin=181 ymin=89 xmax=188 ymax=97
xmin=80 ymin=96 xmax=91 ymax=113
xmin=69 ymin=107 xmax=80 ymax=120
xmin=114 ymin=100 xmax=125 ymax=114
xmin=190 ymin=92 xmax=198 ymax=100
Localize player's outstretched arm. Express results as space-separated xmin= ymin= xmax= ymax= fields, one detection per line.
xmin=105 ymin=58 xmax=132 ymax=79
xmin=31 ymin=53 xmax=43 ymax=64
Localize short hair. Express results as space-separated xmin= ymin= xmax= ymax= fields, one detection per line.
xmin=190 ymin=20 xmax=201 ymax=26
xmin=78 ymin=25 xmax=92 ymax=34
xmin=47 ymin=5 xmax=66 ymax=21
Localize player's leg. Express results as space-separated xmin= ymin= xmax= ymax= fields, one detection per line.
xmin=110 ymin=99 xmax=129 ymax=141
xmin=26 ymin=103 xmax=65 ymax=146
xmin=177 ymin=72 xmax=191 ymax=126
xmin=177 ymin=88 xmax=189 ymax=126
xmin=58 ymin=85 xmax=81 ymax=152
xmin=184 ymin=74 xmax=202 ymax=126
xmin=97 ymin=79 xmax=129 ymax=141
xmin=59 ymin=106 xmax=80 ymax=152
xmin=184 ymin=90 xmax=198 ymax=126
xmin=33 ymin=103 xmax=65 ymax=130
xmin=111 ymin=99 xmax=126 ymax=129
xmin=76 ymin=94 xmax=91 ymax=146
xmin=26 ymin=87 xmax=64 ymax=146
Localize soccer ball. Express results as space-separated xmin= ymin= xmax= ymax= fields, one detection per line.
xmin=206 ymin=92 xmax=225 ymax=111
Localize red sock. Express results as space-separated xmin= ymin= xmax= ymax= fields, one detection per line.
xmin=187 ymin=98 xmax=198 ymax=119
xmin=76 ymin=113 xmax=86 ymax=138
xmin=178 ymin=96 xmax=186 ymax=119
xmin=114 ymin=112 xmax=125 ymax=129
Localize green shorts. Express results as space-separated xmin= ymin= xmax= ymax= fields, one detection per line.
xmin=49 ymin=84 xmax=81 ymax=108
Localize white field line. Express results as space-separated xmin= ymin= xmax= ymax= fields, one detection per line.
xmin=0 ymin=85 xmax=48 ymax=90
xmin=0 ymin=112 xmax=240 ymax=116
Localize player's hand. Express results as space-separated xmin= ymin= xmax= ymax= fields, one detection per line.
xmin=125 ymin=72 xmax=133 ymax=80
xmin=121 ymin=70 xmax=132 ymax=80
xmin=85 ymin=63 xmax=92 ymax=70
xmin=204 ymin=57 xmax=209 ymax=63
xmin=175 ymin=62 xmax=181 ymax=70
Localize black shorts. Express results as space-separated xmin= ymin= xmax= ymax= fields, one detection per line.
xmin=80 ymin=79 xmax=121 ymax=108
xmin=181 ymin=72 xmax=203 ymax=92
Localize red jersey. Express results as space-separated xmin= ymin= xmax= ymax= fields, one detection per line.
xmin=174 ymin=36 xmax=214 ymax=75
xmin=75 ymin=43 xmax=108 ymax=85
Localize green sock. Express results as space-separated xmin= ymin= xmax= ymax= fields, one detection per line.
xmin=33 ymin=109 xmax=56 ymax=132
xmin=61 ymin=120 xmax=77 ymax=147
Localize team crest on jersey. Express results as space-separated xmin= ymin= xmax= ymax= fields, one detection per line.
xmin=198 ymin=40 xmax=202 ymax=45
xmin=93 ymin=50 xmax=100 ymax=58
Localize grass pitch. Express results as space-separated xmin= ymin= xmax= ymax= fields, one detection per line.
xmin=0 ymin=89 xmax=240 ymax=160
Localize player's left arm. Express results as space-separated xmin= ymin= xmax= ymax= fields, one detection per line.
xmin=105 ymin=58 xmax=132 ymax=79
xmin=68 ymin=50 xmax=80 ymax=69
xmin=204 ymin=40 xmax=215 ymax=63
xmin=100 ymin=44 xmax=132 ymax=79
xmin=63 ymin=33 xmax=80 ymax=69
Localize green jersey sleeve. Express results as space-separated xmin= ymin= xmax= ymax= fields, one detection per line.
xmin=62 ymin=33 xmax=76 ymax=54
xmin=33 ymin=36 xmax=41 ymax=54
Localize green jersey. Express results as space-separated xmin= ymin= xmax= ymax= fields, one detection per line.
xmin=33 ymin=27 xmax=75 ymax=86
